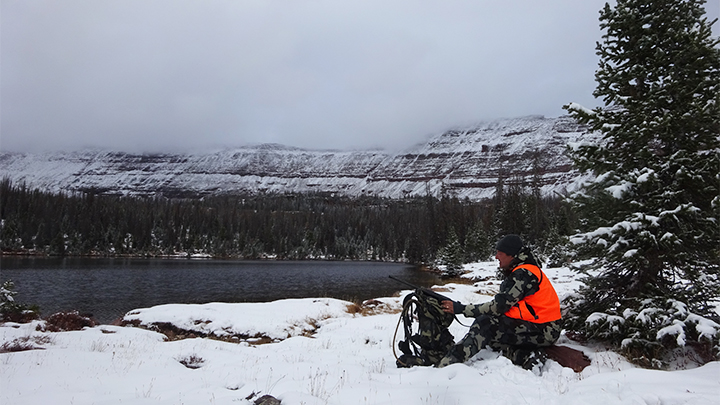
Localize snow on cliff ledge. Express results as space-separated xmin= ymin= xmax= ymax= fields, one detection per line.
xmin=0 ymin=115 xmax=596 ymax=200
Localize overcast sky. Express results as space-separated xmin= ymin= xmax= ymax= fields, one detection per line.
xmin=2 ymin=0 xmax=719 ymax=153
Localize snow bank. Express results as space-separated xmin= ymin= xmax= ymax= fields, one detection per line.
xmin=124 ymin=298 xmax=354 ymax=341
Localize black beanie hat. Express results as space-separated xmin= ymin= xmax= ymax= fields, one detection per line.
xmin=496 ymin=234 xmax=523 ymax=257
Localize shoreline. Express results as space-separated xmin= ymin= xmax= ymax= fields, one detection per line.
xmin=0 ymin=250 xmax=419 ymax=264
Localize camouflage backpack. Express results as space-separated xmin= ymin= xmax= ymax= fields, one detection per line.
xmin=395 ymin=288 xmax=456 ymax=367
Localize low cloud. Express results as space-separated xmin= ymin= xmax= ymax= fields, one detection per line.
xmin=5 ymin=0 xmax=704 ymax=153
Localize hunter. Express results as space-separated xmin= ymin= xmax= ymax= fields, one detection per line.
xmin=438 ymin=234 xmax=562 ymax=369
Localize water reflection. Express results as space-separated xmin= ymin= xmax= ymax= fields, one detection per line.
xmin=0 ymin=257 xmax=439 ymax=324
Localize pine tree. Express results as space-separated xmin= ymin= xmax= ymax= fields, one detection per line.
xmin=563 ymin=0 xmax=720 ymax=367
xmin=463 ymin=224 xmax=492 ymax=263
xmin=438 ymin=227 xmax=464 ymax=277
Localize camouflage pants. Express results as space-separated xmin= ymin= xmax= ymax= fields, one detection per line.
xmin=438 ymin=314 xmax=561 ymax=368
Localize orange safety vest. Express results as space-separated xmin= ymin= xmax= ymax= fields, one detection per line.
xmin=504 ymin=264 xmax=561 ymax=323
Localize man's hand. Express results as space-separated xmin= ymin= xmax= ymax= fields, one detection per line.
xmin=441 ymin=300 xmax=455 ymax=314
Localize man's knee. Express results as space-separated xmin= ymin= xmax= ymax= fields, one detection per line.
xmin=469 ymin=314 xmax=499 ymax=335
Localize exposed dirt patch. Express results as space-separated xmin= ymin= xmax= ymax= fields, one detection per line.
xmin=119 ymin=318 xmax=279 ymax=345
xmin=346 ymin=299 xmax=401 ymax=316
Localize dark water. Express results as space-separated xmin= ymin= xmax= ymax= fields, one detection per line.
xmin=0 ymin=257 xmax=438 ymax=324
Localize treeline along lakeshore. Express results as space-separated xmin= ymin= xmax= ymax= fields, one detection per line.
xmin=0 ymin=179 xmax=575 ymax=265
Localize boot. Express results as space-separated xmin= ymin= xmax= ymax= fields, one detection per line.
xmin=397 ymin=354 xmax=429 ymax=368
xmin=506 ymin=347 xmax=547 ymax=370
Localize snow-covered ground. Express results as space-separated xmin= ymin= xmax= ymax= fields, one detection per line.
xmin=1 ymin=261 xmax=718 ymax=405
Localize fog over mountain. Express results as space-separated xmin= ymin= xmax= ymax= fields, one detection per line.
xmin=0 ymin=115 xmax=597 ymax=201
xmin=2 ymin=1 xmax=613 ymax=153
xmin=4 ymin=1 xmax=718 ymax=154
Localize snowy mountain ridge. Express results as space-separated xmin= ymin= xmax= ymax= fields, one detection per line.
xmin=0 ymin=115 xmax=596 ymax=200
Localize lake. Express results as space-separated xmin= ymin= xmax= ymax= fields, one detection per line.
xmin=0 ymin=257 xmax=439 ymax=324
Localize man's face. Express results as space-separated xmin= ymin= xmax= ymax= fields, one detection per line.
xmin=495 ymin=250 xmax=514 ymax=270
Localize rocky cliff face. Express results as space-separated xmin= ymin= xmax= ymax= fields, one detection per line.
xmin=0 ymin=115 xmax=595 ymax=200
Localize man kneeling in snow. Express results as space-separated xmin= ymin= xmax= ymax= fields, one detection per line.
xmin=438 ymin=235 xmax=562 ymax=369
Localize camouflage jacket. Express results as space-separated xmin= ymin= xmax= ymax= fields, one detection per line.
xmin=459 ymin=248 xmax=545 ymax=319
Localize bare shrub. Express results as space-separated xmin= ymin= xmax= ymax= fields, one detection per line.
xmin=177 ymin=354 xmax=205 ymax=369
xmin=0 ymin=335 xmax=52 ymax=353
xmin=0 ymin=340 xmax=37 ymax=353
xmin=39 ymin=311 xmax=97 ymax=332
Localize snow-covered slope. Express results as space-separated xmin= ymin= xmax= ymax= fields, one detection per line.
xmin=2 ymin=261 xmax=717 ymax=405
xmin=0 ymin=115 xmax=595 ymax=200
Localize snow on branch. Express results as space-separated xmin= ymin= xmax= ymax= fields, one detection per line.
xmin=565 ymin=102 xmax=596 ymax=116
xmin=656 ymin=313 xmax=720 ymax=347
xmin=586 ymin=312 xmax=625 ymax=327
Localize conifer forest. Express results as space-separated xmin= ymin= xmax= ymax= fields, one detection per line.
xmin=0 ymin=178 xmax=575 ymax=267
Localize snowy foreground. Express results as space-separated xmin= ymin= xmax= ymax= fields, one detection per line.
xmin=2 ymin=262 xmax=718 ymax=405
